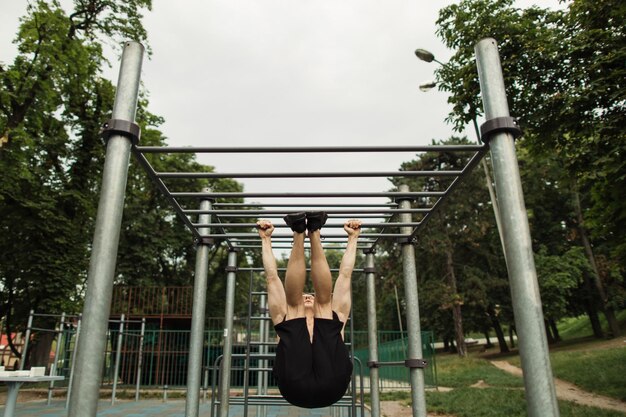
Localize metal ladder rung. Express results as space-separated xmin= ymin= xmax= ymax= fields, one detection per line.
xmin=249 ymin=341 xmax=278 ymax=346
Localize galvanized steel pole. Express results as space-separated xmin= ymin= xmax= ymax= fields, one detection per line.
xmin=65 ymin=316 xmax=81 ymax=409
xmin=399 ymin=184 xmax=427 ymax=417
xmin=219 ymin=250 xmax=238 ymax=417
xmin=135 ymin=317 xmax=146 ymax=401
xmin=475 ymin=38 xmax=559 ymax=417
xmin=185 ymin=194 xmax=213 ymax=417
xmin=19 ymin=310 xmax=34 ymax=370
xmin=68 ymin=41 xmax=144 ymax=417
xmin=48 ymin=312 xmax=66 ymax=405
xmin=111 ymin=314 xmax=125 ymax=405
xmin=365 ymin=251 xmax=380 ymax=417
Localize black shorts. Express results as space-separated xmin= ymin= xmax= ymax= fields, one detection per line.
xmin=273 ymin=311 xmax=353 ymax=408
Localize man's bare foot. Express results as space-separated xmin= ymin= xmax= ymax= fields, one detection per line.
xmin=257 ymin=220 xmax=275 ymax=238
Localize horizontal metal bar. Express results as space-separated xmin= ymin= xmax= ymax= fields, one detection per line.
xmin=157 ymin=170 xmax=462 ymax=179
xmin=216 ymin=214 xmax=394 ymax=219
xmin=172 ymin=191 xmax=444 ymax=198
xmin=204 ymin=233 xmax=410 ymax=238
xmin=29 ymin=327 xmax=59 ymax=333
xmin=213 ymin=203 xmax=398 ymax=207
xmin=131 ymin=149 xmax=205 ymax=242
xmin=136 ymin=144 xmax=487 ymax=153
xmin=236 ymin=267 xmax=366 ymax=272
xmin=184 ymin=208 xmax=430 ymax=215
xmin=190 ymin=222 xmax=421 ymax=228
xmin=232 ymin=244 xmax=375 ymax=250
xmin=229 ymin=238 xmax=377 ymax=244
xmin=406 ymin=145 xmax=490 ymax=242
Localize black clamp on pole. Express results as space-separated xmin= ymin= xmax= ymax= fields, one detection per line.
xmin=195 ymin=237 xmax=214 ymax=246
xmin=101 ymin=118 xmax=141 ymax=144
xmin=397 ymin=236 xmax=418 ymax=245
xmin=363 ymin=267 xmax=376 ymax=274
xmin=367 ymin=361 xmax=380 ymax=369
xmin=225 ymin=265 xmax=238 ymax=273
xmin=479 ymin=116 xmax=522 ymax=144
xmin=404 ymin=359 xmax=428 ymax=369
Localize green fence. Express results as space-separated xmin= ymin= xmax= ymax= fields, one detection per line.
xmin=51 ymin=326 xmax=435 ymax=391
xmin=352 ymin=331 xmax=437 ymax=389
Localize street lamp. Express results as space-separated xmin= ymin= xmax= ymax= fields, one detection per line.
xmin=418 ymin=81 xmax=437 ymax=92
xmin=414 ymin=48 xmax=446 ymax=66
xmin=415 ymin=46 xmax=508 ymax=270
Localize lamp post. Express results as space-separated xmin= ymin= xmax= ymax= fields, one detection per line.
xmin=414 ymin=47 xmax=508 ymax=269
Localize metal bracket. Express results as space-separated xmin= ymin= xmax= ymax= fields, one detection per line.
xmin=195 ymin=237 xmax=214 ymax=246
xmin=363 ymin=248 xmax=376 ymax=255
xmin=367 ymin=361 xmax=380 ymax=369
xmin=404 ymin=359 xmax=428 ymax=369
xmin=363 ymin=267 xmax=376 ymax=274
xmin=397 ymin=236 xmax=417 ymax=244
xmin=480 ymin=116 xmax=522 ymax=144
xmin=101 ymin=118 xmax=141 ymax=144
xmin=225 ymin=266 xmax=238 ymax=273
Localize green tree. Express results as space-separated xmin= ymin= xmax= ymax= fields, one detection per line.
xmin=435 ymin=0 xmax=625 ymax=336
xmin=0 ymin=0 xmax=249 ymax=366
xmin=381 ymin=137 xmax=511 ymax=355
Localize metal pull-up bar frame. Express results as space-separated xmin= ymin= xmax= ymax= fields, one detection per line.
xmin=69 ymin=38 xmax=558 ymax=417
xmin=131 ymin=143 xmax=488 ymax=253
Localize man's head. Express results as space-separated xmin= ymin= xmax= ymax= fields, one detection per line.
xmin=303 ymin=293 xmax=315 ymax=309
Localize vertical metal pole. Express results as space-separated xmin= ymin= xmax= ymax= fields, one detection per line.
xmin=257 ymin=293 xmax=268 ymax=417
xmin=135 ymin=318 xmax=146 ymax=401
xmin=475 ymin=38 xmax=559 ymax=417
xmin=3 ymin=382 xmax=22 ymax=417
xmin=66 ymin=316 xmax=82 ymax=409
xmin=185 ymin=194 xmax=213 ymax=417
xmin=48 ymin=312 xmax=66 ymax=405
xmin=219 ymin=250 xmax=238 ymax=417
xmin=68 ymin=41 xmax=144 ymax=417
xmin=19 ymin=310 xmax=34 ymax=370
xmin=364 ymin=251 xmax=380 ymax=417
xmin=399 ymin=184 xmax=427 ymax=417
xmin=111 ymin=314 xmax=125 ymax=405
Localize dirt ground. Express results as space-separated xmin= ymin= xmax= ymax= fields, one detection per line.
xmin=491 ymin=359 xmax=626 ymax=414
xmin=380 ymin=400 xmax=455 ymax=417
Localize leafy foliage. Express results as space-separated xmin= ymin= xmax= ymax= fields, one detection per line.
xmin=0 ymin=0 xmax=249 ymax=363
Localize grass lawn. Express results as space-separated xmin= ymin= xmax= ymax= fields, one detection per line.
xmin=369 ymin=324 xmax=626 ymax=417
xmin=508 ymin=339 xmax=626 ymax=401
xmin=434 ymin=354 xmax=523 ymax=388
xmin=426 ymin=388 xmax=626 ymax=417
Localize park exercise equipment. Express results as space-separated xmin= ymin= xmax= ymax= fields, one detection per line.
xmin=66 ymin=38 xmax=559 ymax=417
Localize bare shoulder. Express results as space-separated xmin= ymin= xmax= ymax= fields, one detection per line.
xmin=335 ymin=309 xmax=350 ymax=324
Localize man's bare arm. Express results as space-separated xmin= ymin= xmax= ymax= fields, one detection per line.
xmin=332 ymin=220 xmax=361 ymax=321
xmin=258 ymin=221 xmax=287 ymax=325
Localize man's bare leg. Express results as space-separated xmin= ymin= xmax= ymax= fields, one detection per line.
xmin=284 ymin=231 xmax=306 ymax=319
xmin=309 ymin=228 xmax=333 ymax=319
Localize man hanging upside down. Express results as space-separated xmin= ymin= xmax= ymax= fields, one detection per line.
xmin=257 ymin=212 xmax=362 ymax=408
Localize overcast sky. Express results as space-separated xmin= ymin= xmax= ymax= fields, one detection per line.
xmin=2 ymin=1 xmax=561 ymax=229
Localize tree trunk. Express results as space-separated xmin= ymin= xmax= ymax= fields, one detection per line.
xmin=573 ymin=189 xmax=621 ymax=337
xmin=29 ymin=331 xmax=55 ymax=369
xmin=482 ymin=329 xmax=493 ymax=348
xmin=489 ymin=309 xmax=509 ymax=353
xmin=445 ymin=249 xmax=467 ymax=357
xmin=584 ymin=299 xmax=604 ymax=339
xmin=509 ymin=325 xmax=516 ymax=348
xmin=549 ymin=319 xmax=561 ymax=342
xmin=545 ymin=320 xmax=555 ymax=344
